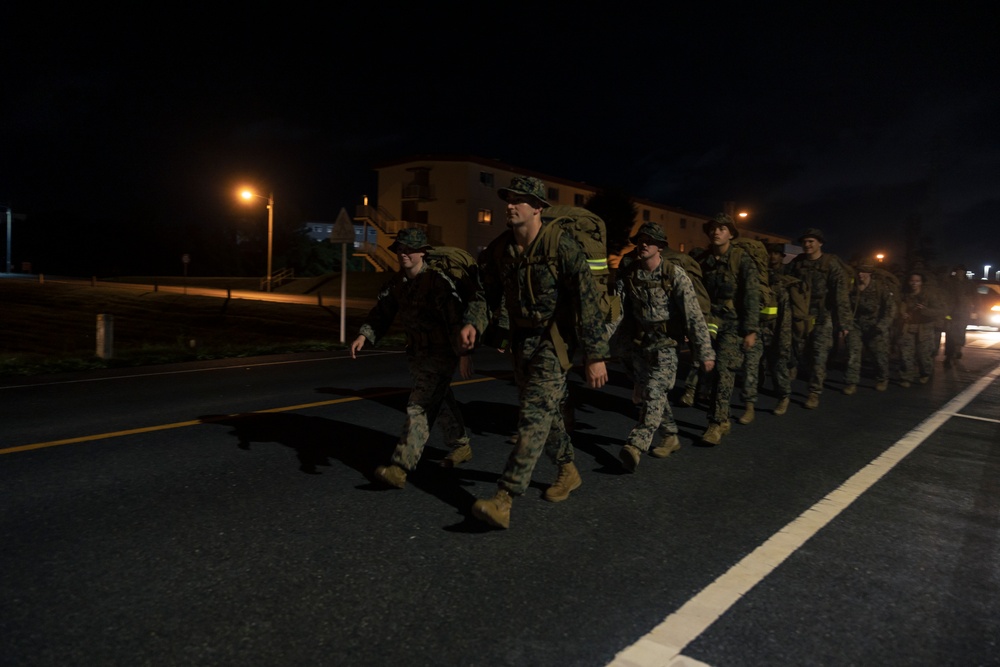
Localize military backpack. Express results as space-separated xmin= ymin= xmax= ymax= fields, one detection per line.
xmin=423 ymin=246 xmax=479 ymax=304
xmin=729 ymin=237 xmax=776 ymax=320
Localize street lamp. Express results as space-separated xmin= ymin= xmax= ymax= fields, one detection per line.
xmin=240 ymin=189 xmax=274 ymax=292
xmin=876 ymin=253 xmax=885 ymax=263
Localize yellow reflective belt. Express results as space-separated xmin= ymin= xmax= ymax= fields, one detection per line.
xmin=706 ymin=322 xmax=719 ymax=334
xmin=760 ymin=306 xmax=778 ymax=315
xmin=587 ymin=258 xmax=608 ymax=272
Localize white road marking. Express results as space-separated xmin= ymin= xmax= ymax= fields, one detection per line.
xmin=609 ymin=362 xmax=1000 ymax=667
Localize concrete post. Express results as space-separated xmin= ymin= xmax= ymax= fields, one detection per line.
xmin=96 ymin=314 xmax=114 ymax=359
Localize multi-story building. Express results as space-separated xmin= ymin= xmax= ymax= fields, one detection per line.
xmin=353 ymin=155 xmax=789 ymax=271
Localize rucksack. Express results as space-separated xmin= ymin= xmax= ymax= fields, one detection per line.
xmin=772 ymin=273 xmax=812 ymax=338
xmin=871 ymin=266 xmax=901 ymax=296
xmin=423 ymin=246 xmax=479 ymax=304
xmin=523 ymin=206 xmax=619 ymax=368
xmin=729 ymin=238 xmax=776 ymax=320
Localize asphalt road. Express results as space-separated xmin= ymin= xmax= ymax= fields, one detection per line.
xmin=2 ymin=334 xmax=999 ymax=666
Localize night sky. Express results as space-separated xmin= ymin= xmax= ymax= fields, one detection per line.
xmin=3 ymin=6 xmax=998 ymax=275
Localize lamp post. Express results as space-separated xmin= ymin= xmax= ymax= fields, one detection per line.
xmin=240 ymin=189 xmax=274 ymax=292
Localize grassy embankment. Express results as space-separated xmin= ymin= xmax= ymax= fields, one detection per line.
xmin=0 ymin=273 xmax=400 ymax=377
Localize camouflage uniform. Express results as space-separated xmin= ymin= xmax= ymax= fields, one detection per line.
xmin=614 ymin=246 xmax=714 ymax=454
xmin=358 ymin=253 xmax=469 ymax=472
xmin=898 ymin=282 xmax=947 ymax=383
xmin=942 ymin=269 xmax=973 ymax=363
xmin=466 ymin=221 xmax=609 ymax=496
xmin=787 ymin=242 xmax=852 ymax=396
xmin=700 ymin=245 xmax=760 ymax=426
xmin=845 ymin=272 xmax=896 ymax=386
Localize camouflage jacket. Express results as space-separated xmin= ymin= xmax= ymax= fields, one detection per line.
xmin=699 ymin=246 xmax=761 ymax=336
xmin=465 ymin=224 xmax=610 ymax=362
xmin=850 ymin=279 xmax=897 ymax=333
xmin=899 ymin=288 xmax=947 ymax=330
xmin=788 ymin=253 xmax=853 ymax=331
xmin=614 ymin=259 xmax=715 ymax=363
xmin=358 ymin=264 xmax=464 ymax=357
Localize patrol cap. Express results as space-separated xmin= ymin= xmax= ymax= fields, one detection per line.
xmin=702 ymin=213 xmax=740 ymax=239
xmin=799 ymin=228 xmax=825 ymax=244
xmin=497 ymin=176 xmax=550 ymax=208
xmin=388 ymin=228 xmax=433 ymax=253
xmin=629 ymin=222 xmax=668 ymax=246
xmin=857 ymin=262 xmax=875 ymax=273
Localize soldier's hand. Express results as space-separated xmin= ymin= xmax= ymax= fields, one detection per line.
xmin=459 ymin=354 xmax=475 ymax=380
xmin=585 ymin=360 xmax=608 ymax=389
xmin=743 ymin=332 xmax=757 ymax=351
xmin=458 ymin=324 xmax=478 ymax=351
xmin=349 ymin=335 xmax=366 ymax=359
xmin=703 ymin=359 xmax=716 ymax=373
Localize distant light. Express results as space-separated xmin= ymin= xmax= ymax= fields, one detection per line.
xmin=876 ymin=253 xmax=885 ymax=262
xmin=240 ymin=190 xmax=253 ymax=200
xmin=737 ymin=211 xmax=748 ymax=218
xmin=986 ymin=265 xmax=992 ymax=280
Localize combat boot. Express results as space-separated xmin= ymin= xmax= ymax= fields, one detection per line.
xmin=619 ymin=444 xmax=641 ymax=473
xmin=738 ymin=403 xmax=756 ymax=425
xmin=441 ymin=443 xmax=472 ymax=468
xmin=773 ymin=396 xmax=790 ymax=416
xmin=842 ymin=384 xmax=857 ymax=396
xmin=471 ymin=488 xmax=512 ymax=529
xmin=875 ymin=379 xmax=888 ymax=392
xmin=543 ymin=462 xmax=582 ymax=502
xmin=804 ymin=392 xmax=820 ymax=409
xmin=678 ymin=386 xmax=696 ymax=407
xmin=651 ymin=434 xmax=681 ymax=458
xmin=374 ymin=464 xmax=407 ymax=489
xmin=701 ymin=421 xmax=729 ymax=446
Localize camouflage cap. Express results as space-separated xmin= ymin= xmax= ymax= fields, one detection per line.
xmin=857 ymin=262 xmax=876 ymax=274
xmin=702 ymin=213 xmax=740 ymax=239
xmin=629 ymin=222 xmax=668 ymax=246
xmin=497 ymin=176 xmax=550 ymax=208
xmin=388 ymin=228 xmax=432 ymax=253
xmin=799 ymin=227 xmax=825 ymax=244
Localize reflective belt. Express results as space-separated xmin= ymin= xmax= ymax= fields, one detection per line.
xmin=587 ymin=258 xmax=608 ymax=272
xmin=760 ymin=305 xmax=778 ymax=316
xmin=706 ymin=321 xmax=719 ymax=336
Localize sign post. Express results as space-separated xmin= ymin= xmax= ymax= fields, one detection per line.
xmin=329 ymin=208 xmax=356 ymax=343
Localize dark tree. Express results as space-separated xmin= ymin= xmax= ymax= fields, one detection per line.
xmin=584 ymin=189 xmax=638 ymax=255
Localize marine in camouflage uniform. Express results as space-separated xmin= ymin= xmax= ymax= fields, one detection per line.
xmin=698 ymin=214 xmax=760 ymax=445
xmin=459 ymin=176 xmax=609 ymax=529
xmin=942 ymin=265 xmax=973 ymax=366
xmin=898 ymin=271 xmax=947 ymax=386
xmin=786 ymin=228 xmax=853 ymax=409
xmin=743 ymin=243 xmax=794 ymax=416
xmin=613 ymin=223 xmax=715 ymax=472
xmin=350 ymin=228 xmax=472 ymax=489
xmin=843 ymin=263 xmax=897 ymax=393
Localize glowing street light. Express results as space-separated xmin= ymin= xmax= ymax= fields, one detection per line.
xmin=876 ymin=253 xmax=885 ymax=263
xmin=737 ymin=211 xmax=749 ymax=219
xmin=239 ymin=189 xmax=274 ymax=292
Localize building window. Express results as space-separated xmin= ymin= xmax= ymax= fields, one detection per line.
xmin=574 ymin=193 xmax=585 ymax=206
xmin=477 ymin=209 xmax=493 ymax=224
xmin=642 ymin=210 xmax=650 ymax=221
xmin=679 ymin=217 xmax=687 ymax=229
xmin=678 ymin=243 xmax=686 ymax=252
xmin=480 ymin=172 xmax=494 ymax=187
xmin=547 ymin=187 xmax=560 ymax=203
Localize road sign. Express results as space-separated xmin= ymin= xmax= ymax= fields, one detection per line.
xmin=329 ymin=208 xmax=355 ymax=244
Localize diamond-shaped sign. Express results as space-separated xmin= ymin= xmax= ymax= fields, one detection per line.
xmin=329 ymin=208 xmax=355 ymax=244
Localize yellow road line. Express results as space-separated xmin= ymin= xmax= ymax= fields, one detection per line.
xmin=1 ymin=375 xmax=498 ymax=456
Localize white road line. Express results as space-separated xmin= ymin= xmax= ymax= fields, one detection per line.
xmin=609 ymin=362 xmax=1000 ymax=667
xmin=947 ymin=412 xmax=1000 ymax=424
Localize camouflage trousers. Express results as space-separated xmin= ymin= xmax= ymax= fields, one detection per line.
xmin=898 ymin=324 xmax=936 ymax=381
xmin=625 ymin=346 xmax=679 ymax=452
xmin=390 ymin=354 xmax=469 ymax=471
xmin=943 ymin=319 xmax=967 ymax=360
xmin=500 ymin=337 xmax=572 ymax=496
xmin=795 ymin=318 xmax=835 ymax=394
xmin=709 ymin=330 xmax=745 ymax=424
xmin=845 ymin=323 xmax=889 ymax=384
xmin=751 ymin=319 xmax=792 ymax=399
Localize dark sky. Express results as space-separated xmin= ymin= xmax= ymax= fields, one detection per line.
xmin=3 ymin=5 xmax=998 ymax=274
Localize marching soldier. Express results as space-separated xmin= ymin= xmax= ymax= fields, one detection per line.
xmin=843 ymin=262 xmax=896 ymax=393
xmin=898 ymin=271 xmax=947 ymax=386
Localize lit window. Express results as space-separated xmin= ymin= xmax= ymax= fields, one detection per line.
xmin=679 ymin=243 xmax=686 ymax=252
xmin=477 ymin=209 xmax=493 ymax=224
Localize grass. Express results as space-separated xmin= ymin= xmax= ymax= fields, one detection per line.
xmin=0 ymin=275 xmax=405 ymax=377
